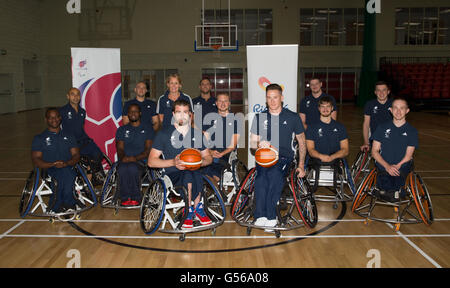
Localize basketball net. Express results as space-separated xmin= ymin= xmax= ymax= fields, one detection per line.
xmin=212 ymin=44 xmax=222 ymax=58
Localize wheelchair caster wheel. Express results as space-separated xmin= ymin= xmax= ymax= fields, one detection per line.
xmin=246 ymin=227 xmax=252 ymax=236
xmin=179 ymin=234 xmax=186 ymax=242
xmin=49 ymin=218 xmax=55 ymax=224
xmin=275 ymin=231 xmax=281 ymax=238
xmin=364 ymin=219 xmax=371 ymax=226
xmin=394 ymin=223 xmax=401 ymax=232
xmin=114 ymin=208 xmax=118 ymax=216
xmin=333 ymin=203 xmax=338 ymax=209
xmin=211 ymin=228 xmax=216 ymax=236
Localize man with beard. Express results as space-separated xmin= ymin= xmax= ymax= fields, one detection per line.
xmin=371 ymin=97 xmax=418 ymax=202
xmin=192 ymin=78 xmax=218 ymax=131
xmin=31 ymin=108 xmax=80 ymax=212
xmin=148 ymin=99 xmax=213 ymax=229
xmin=115 ymin=104 xmax=154 ymax=206
xmin=299 ymin=78 xmax=338 ymax=130
xmin=305 ymin=96 xmax=349 ymax=164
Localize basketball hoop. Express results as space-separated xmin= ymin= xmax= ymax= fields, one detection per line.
xmin=211 ymin=44 xmax=222 ymax=51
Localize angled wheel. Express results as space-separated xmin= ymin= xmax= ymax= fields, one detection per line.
xmin=73 ymin=164 xmax=97 ymax=209
xmin=410 ymin=172 xmax=434 ymax=225
xmin=19 ymin=169 xmax=39 ymax=217
xmin=352 ymin=168 xmax=377 ymax=212
xmin=140 ymin=179 xmax=166 ymax=234
xmin=290 ymin=168 xmax=318 ymax=228
xmin=351 ymin=150 xmax=370 ymax=185
xmin=202 ymin=175 xmax=226 ymax=223
xmin=232 ymin=159 xmax=248 ymax=191
xmin=100 ymin=163 xmax=118 ymax=207
xmin=231 ymin=168 xmax=256 ymax=220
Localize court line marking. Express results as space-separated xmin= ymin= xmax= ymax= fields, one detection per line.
xmin=0 ymin=220 xmax=25 ymax=240
xmin=385 ymin=223 xmax=442 ymax=268
xmin=3 ymin=233 xmax=450 ymax=240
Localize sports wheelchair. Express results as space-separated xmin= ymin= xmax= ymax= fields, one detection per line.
xmin=100 ymin=161 xmax=152 ymax=214
xmin=19 ymin=164 xmax=97 ymax=222
xmin=351 ymin=165 xmax=434 ymax=231
xmin=231 ymin=161 xmax=318 ymax=238
xmin=215 ymin=150 xmax=248 ymax=205
xmin=305 ymin=157 xmax=356 ymax=208
xmin=139 ymin=169 xmax=226 ymax=241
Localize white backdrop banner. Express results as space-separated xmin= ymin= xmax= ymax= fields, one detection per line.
xmin=71 ymin=47 xmax=122 ymax=162
xmin=246 ymin=44 xmax=298 ymax=168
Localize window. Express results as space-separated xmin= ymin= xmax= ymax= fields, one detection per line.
xmin=122 ymin=69 xmax=178 ymax=101
xmin=202 ymin=68 xmax=244 ymax=105
xmin=202 ymin=9 xmax=272 ymax=46
xmin=300 ymin=8 xmax=365 ymax=46
xmin=301 ymin=67 xmax=360 ymax=104
xmin=395 ymin=7 xmax=450 ymax=45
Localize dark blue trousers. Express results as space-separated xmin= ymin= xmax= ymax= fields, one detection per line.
xmin=376 ymin=163 xmax=412 ymax=194
xmin=117 ymin=162 xmax=143 ymax=201
xmin=167 ymin=170 xmax=204 ymax=202
xmin=254 ymin=157 xmax=292 ymax=220
xmin=47 ymin=166 xmax=77 ymax=212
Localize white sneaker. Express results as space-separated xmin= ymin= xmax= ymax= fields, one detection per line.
xmin=265 ymin=219 xmax=277 ymax=227
xmin=254 ymin=217 xmax=268 ymax=227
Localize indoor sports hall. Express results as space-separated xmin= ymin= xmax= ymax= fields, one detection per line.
xmin=0 ymin=0 xmax=448 ymax=269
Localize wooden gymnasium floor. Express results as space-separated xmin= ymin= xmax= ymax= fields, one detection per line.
xmin=0 ymin=106 xmax=449 ymax=268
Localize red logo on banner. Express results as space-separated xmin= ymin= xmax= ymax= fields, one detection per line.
xmin=82 ymin=73 xmax=122 ymax=162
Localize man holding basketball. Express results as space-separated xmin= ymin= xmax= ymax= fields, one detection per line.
xmin=148 ymin=99 xmax=213 ymax=229
xmin=250 ymin=84 xmax=307 ymax=230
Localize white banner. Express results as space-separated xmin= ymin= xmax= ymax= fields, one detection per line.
xmin=246 ymin=45 xmax=298 ymax=168
xmin=71 ymin=47 xmax=122 ymax=162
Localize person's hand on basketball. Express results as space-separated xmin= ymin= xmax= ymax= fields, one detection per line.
xmin=258 ymin=141 xmax=271 ymax=149
xmin=174 ymin=154 xmax=186 ymax=170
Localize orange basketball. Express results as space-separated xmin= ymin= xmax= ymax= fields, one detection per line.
xmin=255 ymin=146 xmax=279 ymax=168
xmin=179 ymin=148 xmax=202 ymax=171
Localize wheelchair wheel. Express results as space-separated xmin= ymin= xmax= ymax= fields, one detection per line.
xmin=73 ymin=165 xmax=97 ymax=209
xmin=351 ymin=150 xmax=370 ymax=186
xmin=231 ymin=168 xmax=256 ymax=220
xmin=19 ymin=169 xmax=38 ymax=217
xmin=351 ymin=168 xmax=377 ymax=212
xmin=100 ymin=163 xmax=118 ymax=207
xmin=232 ymin=159 xmax=248 ymax=191
xmin=202 ymin=175 xmax=226 ymax=224
xmin=290 ymin=169 xmax=318 ymax=228
xmin=140 ymin=179 xmax=166 ymax=234
xmin=409 ymin=172 xmax=434 ymax=225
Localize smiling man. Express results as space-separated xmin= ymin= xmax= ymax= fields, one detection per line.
xmin=371 ymin=97 xmax=418 ymax=201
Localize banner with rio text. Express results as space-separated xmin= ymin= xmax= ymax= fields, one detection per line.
xmin=246 ymin=45 xmax=298 ymax=168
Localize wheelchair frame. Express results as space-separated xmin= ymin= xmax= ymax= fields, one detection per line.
xmin=231 ymin=163 xmax=318 ymax=238
xmin=19 ymin=164 xmax=97 ymax=222
xmin=351 ymin=168 xmax=434 ymax=231
xmin=100 ymin=161 xmax=152 ymax=214
xmin=306 ymin=157 xmax=356 ymax=208
xmin=217 ymin=150 xmax=248 ymax=205
xmin=139 ymin=170 xmax=227 ymax=241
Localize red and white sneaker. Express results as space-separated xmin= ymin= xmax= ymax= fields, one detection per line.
xmin=195 ymin=203 xmax=212 ymax=225
xmin=182 ymin=207 xmax=195 ymax=229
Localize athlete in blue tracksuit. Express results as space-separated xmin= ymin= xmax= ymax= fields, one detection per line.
xmin=361 ymin=81 xmax=393 ymax=151
xmin=59 ymin=87 xmax=103 ymax=184
xmin=148 ymin=99 xmax=213 ymax=229
xmin=250 ymin=84 xmax=307 ymax=229
xmin=371 ymin=97 xmax=418 ymax=201
xmin=122 ymin=81 xmax=160 ymax=131
xmin=115 ymin=104 xmax=154 ymax=206
xmin=31 ymin=108 xmax=80 ymax=213
xmin=192 ymin=78 xmax=218 ymax=132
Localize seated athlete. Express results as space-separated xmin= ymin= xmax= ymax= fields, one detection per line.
xmin=59 ymin=87 xmax=103 ymax=184
xmin=31 ymin=108 xmax=80 ymax=213
xmin=148 ymin=99 xmax=213 ymax=229
xmin=361 ymin=81 xmax=393 ymax=151
xmin=115 ymin=104 xmax=154 ymax=206
xmin=250 ymin=84 xmax=307 ymax=229
xmin=202 ymin=92 xmax=240 ymax=182
xmin=371 ymin=97 xmax=418 ymax=201
xmin=305 ymin=96 xmax=349 ymax=164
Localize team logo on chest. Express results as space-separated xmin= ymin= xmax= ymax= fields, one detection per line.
xmin=373 ymin=106 xmax=379 ymax=114
xmin=264 ymin=120 xmax=269 ymax=130
xmin=125 ymin=130 xmax=130 ymax=138
xmin=384 ymin=128 xmax=391 ymax=139
xmin=45 ymin=137 xmax=52 ymax=146
xmin=306 ymin=100 xmax=311 ymax=108
xmin=67 ymin=111 xmax=72 ymax=119
xmin=318 ymin=128 xmax=323 ymax=137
